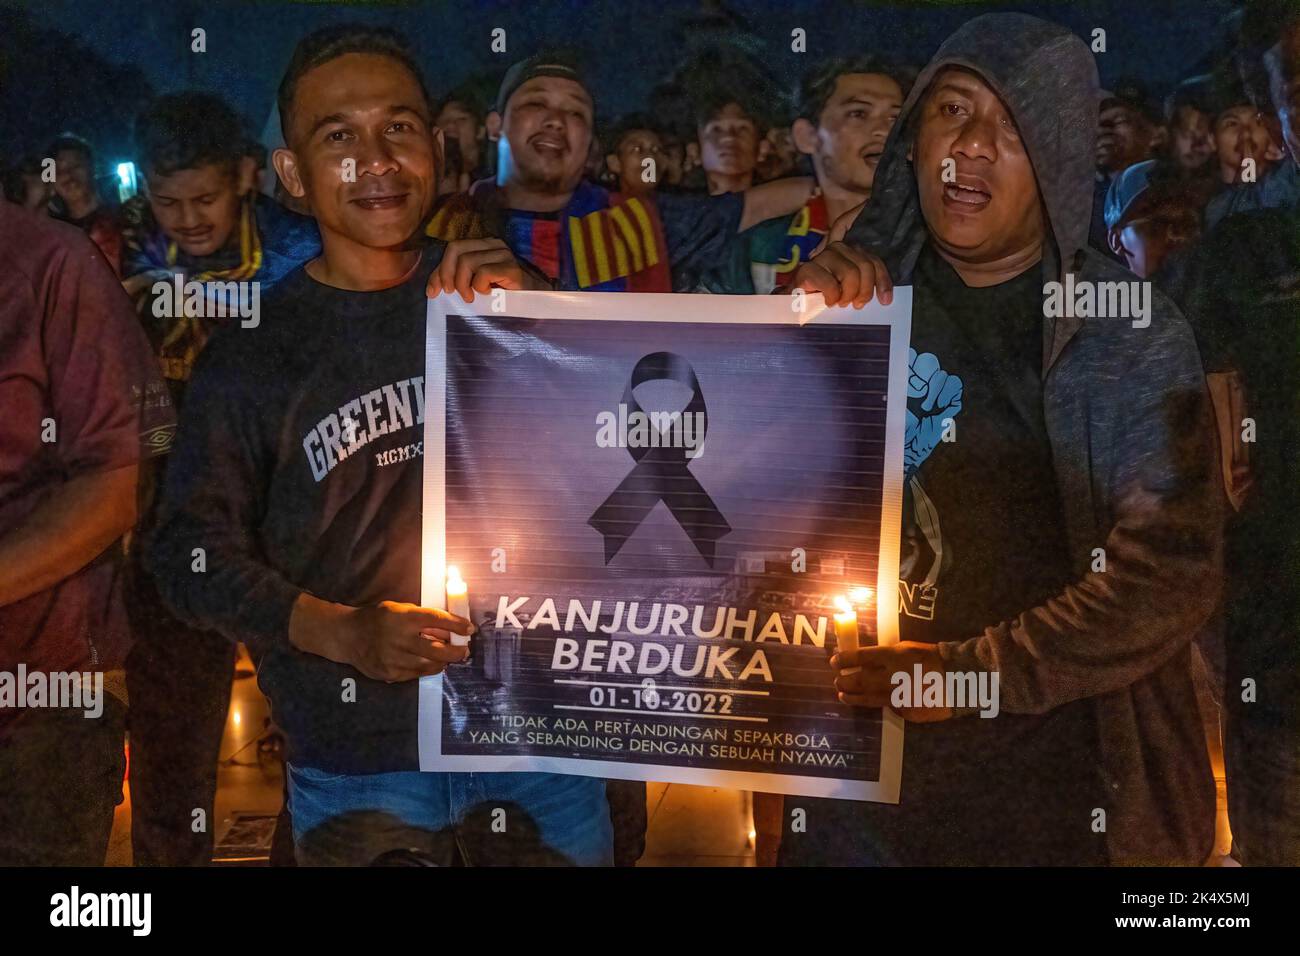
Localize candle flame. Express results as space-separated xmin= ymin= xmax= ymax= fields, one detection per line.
xmin=832 ymin=594 xmax=852 ymax=615
xmin=446 ymin=565 xmax=466 ymax=591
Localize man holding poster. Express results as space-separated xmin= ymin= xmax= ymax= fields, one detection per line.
xmin=426 ymin=52 xmax=818 ymax=293
xmin=786 ymin=14 xmax=1223 ymax=866
xmin=146 ymin=25 xmax=617 ymax=866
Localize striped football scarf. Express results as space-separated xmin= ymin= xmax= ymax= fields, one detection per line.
xmin=427 ymin=180 xmax=672 ymax=292
xmin=770 ymin=191 xmax=830 ymax=290
xmin=122 ymin=194 xmax=265 ymax=383
xmin=167 ymin=194 xmax=263 ymax=281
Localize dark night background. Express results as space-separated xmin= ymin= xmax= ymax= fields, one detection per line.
xmin=1 ymin=0 xmax=1242 ymax=170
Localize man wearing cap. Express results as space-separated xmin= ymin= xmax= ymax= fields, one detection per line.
xmin=427 ymin=52 xmax=815 ymax=293
xmin=1104 ymin=160 xmax=1202 ymax=279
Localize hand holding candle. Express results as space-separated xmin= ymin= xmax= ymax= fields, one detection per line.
xmin=445 ymin=565 xmax=472 ymax=646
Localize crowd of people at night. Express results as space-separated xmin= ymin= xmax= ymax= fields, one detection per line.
xmin=1 ymin=0 xmax=1298 ymax=869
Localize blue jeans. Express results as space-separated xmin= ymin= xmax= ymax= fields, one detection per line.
xmin=287 ymin=765 xmax=613 ymax=866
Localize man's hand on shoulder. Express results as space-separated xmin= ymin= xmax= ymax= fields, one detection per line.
xmin=427 ymin=238 xmax=552 ymax=302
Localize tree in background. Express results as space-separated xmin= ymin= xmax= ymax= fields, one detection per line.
xmin=0 ymin=6 xmax=154 ymax=176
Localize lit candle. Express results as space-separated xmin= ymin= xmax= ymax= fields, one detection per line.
xmin=446 ymin=565 xmax=472 ymax=646
xmin=833 ymin=595 xmax=861 ymax=675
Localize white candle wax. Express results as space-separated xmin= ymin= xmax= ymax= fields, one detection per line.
xmin=446 ymin=566 xmax=471 ymax=646
xmin=833 ymin=596 xmax=861 ymax=675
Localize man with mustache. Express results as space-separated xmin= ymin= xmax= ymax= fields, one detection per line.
xmin=738 ymin=56 xmax=912 ymax=294
xmin=147 ymin=24 xmax=614 ymax=866
xmin=786 ymin=13 xmax=1221 ymax=865
xmin=428 ymin=52 xmax=814 ymax=294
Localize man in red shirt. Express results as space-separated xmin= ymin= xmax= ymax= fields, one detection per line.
xmin=0 ymin=199 xmax=174 ymax=865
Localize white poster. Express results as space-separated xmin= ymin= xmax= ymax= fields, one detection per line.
xmin=418 ymin=290 xmax=911 ymax=802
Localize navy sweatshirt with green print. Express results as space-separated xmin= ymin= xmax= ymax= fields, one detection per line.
xmin=146 ymin=243 xmax=445 ymax=774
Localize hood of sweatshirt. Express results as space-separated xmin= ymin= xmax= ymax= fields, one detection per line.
xmin=846 ymin=12 xmax=1100 ymax=298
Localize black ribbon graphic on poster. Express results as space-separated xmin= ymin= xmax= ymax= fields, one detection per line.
xmin=588 ymin=352 xmax=731 ymax=565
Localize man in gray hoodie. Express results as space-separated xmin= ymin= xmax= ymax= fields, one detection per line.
xmin=786 ymin=13 xmax=1221 ymax=865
